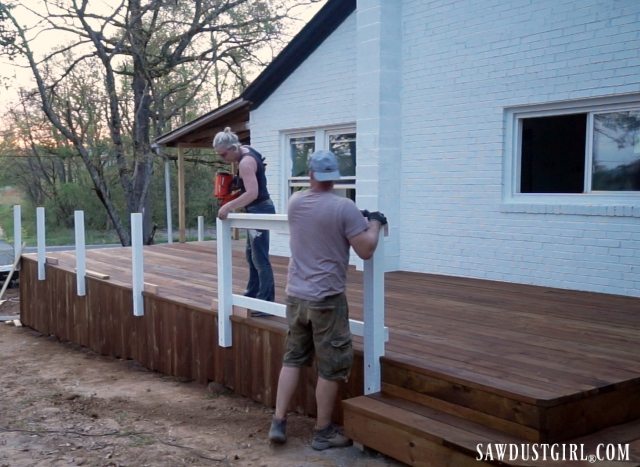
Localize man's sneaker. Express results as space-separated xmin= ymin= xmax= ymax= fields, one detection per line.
xmin=268 ymin=417 xmax=287 ymax=444
xmin=311 ymin=423 xmax=352 ymax=451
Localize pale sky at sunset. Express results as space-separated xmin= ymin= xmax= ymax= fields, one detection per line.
xmin=0 ymin=0 xmax=326 ymax=112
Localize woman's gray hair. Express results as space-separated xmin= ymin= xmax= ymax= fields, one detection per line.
xmin=213 ymin=127 xmax=240 ymax=150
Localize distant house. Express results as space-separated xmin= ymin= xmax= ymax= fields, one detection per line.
xmin=160 ymin=0 xmax=640 ymax=298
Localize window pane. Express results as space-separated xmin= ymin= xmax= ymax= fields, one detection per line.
xmin=290 ymin=136 xmax=315 ymax=177
xmin=592 ymin=110 xmax=640 ymax=191
xmin=520 ymin=114 xmax=586 ymax=193
xmin=329 ymin=133 xmax=356 ymax=177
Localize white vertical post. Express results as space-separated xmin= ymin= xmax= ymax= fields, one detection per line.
xmin=164 ymin=159 xmax=173 ymax=244
xmin=74 ymin=210 xmax=86 ymax=296
xmin=197 ymin=216 xmax=204 ymax=241
xmin=362 ymin=230 xmax=386 ymax=395
xmin=13 ymin=205 xmax=21 ymax=264
xmin=36 ymin=207 xmax=46 ymax=280
xmin=131 ymin=213 xmax=144 ymax=316
xmin=216 ymin=217 xmax=233 ymax=346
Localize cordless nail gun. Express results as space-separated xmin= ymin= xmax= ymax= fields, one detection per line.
xmin=214 ymin=172 xmax=241 ymax=206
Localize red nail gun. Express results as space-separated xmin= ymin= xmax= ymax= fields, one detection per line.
xmin=214 ymin=172 xmax=241 ymax=206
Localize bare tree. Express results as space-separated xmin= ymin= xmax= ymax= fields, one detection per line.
xmin=0 ymin=0 xmax=322 ymax=244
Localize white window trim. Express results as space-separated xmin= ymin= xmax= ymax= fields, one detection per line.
xmin=280 ymin=124 xmax=356 ymax=211
xmin=503 ymin=94 xmax=640 ymax=217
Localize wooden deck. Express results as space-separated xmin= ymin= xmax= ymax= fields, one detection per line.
xmin=19 ymin=241 xmax=640 ymax=465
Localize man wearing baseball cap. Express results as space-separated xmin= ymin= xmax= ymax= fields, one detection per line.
xmin=268 ymin=149 xmax=387 ymax=450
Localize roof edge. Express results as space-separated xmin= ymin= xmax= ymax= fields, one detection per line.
xmin=154 ymin=97 xmax=248 ymax=146
xmin=242 ymin=0 xmax=356 ymax=109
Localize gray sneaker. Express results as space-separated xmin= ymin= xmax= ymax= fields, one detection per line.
xmin=311 ymin=423 xmax=352 ymax=451
xmin=268 ymin=417 xmax=287 ymax=444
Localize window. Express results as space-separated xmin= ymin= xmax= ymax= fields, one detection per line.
xmin=520 ymin=114 xmax=587 ymax=193
xmin=285 ymin=127 xmax=356 ymax=201
xmin=592 ymin=110 xmax=640 ymax=191
xmin=507 ymin=98 xmax=640 ymax=202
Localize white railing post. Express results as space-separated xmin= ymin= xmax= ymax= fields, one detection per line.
xmin=198 ymin=216 xmax=204 ymax=241
xmin=216 ymin=217 xmax=233 ymax=347
xmin=36 ymin=207 xmax=46 ymax=280
xmin=165 ymin=159 xmax=173 ymax=244
xmin=74 ymin=210 xmax=86 ymax=296
xmin=362 ymin=229 xmax=386 ymax=395
xmin=13 ymin=205 xmax=21 ymax=265
xmin=131 ymin=213 xmax=144 ymax=316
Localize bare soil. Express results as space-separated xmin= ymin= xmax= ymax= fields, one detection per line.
xmin=0 ymin=288 xmax=401 ymax=467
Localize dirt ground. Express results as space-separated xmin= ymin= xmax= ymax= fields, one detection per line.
xmin=0 ymin=288 xmax=401 ymax=467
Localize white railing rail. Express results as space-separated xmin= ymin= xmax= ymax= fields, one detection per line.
xmin=216 ymin=212 xmax=388 ymax=394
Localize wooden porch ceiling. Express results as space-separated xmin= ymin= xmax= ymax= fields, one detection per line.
xmin=154 ymin=98 xmax=251 ymax=148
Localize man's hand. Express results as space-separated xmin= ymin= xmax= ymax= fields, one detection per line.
xmin=361 ymin=210 xmax=387 ymax=226
xmin=368 ymin=211 xmax=387 ymax=225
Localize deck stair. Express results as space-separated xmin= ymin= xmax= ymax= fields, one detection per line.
xmin=343 ymin=356 xmax=640 ymax=466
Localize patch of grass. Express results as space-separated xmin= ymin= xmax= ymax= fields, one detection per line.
xmin=0 ymin=205 xmax=121 ymax=246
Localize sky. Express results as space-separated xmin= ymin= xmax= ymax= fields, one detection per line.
xmin=0 ymin=0 xmax=327 ymax=113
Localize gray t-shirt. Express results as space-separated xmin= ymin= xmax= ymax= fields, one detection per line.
xmin=286 ymin=189 xmax=368 ymax=301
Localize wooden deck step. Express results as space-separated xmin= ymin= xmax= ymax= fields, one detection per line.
xmin=342 ymin=393 xmax=640 ymax=467
xmin=381 ymin=356 xmax=640 ymax=442
xmin=344 ymin=392 xmax=514 ymax=466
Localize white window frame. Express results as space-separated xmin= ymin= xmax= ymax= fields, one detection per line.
xmin=503 ymin=94 xmax=640 ymax=213
xmin=281 ymin=125 xmax=356 ymax=208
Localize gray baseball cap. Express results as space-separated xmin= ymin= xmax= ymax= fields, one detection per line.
xmin=308 ymin=150 xmax=341 ymax=181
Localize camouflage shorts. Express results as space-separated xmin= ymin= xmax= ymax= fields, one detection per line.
xmin=282 ymin=293 xmax=353 ymax=381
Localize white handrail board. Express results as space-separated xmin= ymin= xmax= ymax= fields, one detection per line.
xmin=232 ymin=294 xmax=286 ymax=317
xmin=226 ymin=213 xmax=290 ymax=233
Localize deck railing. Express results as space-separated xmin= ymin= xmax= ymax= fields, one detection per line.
xmin=13 ymin=204 xmax=388 ymax=394
xmin=216 ymin=213 xmax=389 ymax=394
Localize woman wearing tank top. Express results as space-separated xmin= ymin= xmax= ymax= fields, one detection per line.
xmin=213 ymin=127 xmax=275 ymax=305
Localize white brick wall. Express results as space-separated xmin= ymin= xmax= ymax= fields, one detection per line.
xmin=249 ymin=0 xmax=640 ymax=297
xmin=400 ymin=0 xmax=640 ymax=296
xmin=250 ymin=14 xmax=357 ymax=257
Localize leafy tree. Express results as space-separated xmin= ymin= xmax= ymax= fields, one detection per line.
xmin=0 ymin=0 xmax=322 ymax=245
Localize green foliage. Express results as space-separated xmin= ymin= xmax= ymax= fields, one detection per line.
xmin=0 ymin=204 xmax=13 ymax=240
xmin=1 ymin=0 xmax=323 ymax=245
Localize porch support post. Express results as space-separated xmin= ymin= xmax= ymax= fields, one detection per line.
xmin=164 ymin=158 xmax=173 ymax=244
xmin=74 ymin=210 xmax=86 ymax=296
xmin=363 ymin=228 xmax=386 ymax=394
xmin=131 ymin=213 xmax=144 ymax=316
xmin=178 ymin=146 xmax=186 ymax=242
xmin=36 ymin=207 xmax=45 ymax=281
xmin=216 ymin=217 xmax=233 ymax=346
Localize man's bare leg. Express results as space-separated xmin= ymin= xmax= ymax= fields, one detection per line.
xmin=274 ymin=366 xmax=300 ymax=419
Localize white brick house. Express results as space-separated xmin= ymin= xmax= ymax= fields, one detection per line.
xmin=243 ymin=0 xmax=640 ymax=298
xmin=162 ymin=0 xmax=640 ymax=298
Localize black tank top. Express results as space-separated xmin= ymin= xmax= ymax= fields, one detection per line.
xmin=237 ymin=146 xmax=270 ymax=207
